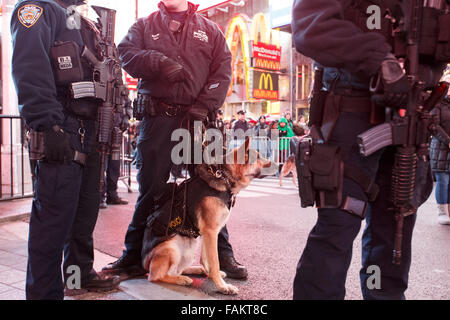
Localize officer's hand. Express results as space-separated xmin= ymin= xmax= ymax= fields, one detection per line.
xmin=371 ymin=53 xmax=409 ymax=109
xmin=188 ymin=105 xmax=209 ymax=121
xmin=43 ymin=126 xmax=73 ymax=163
xmin=159 ymin=56 xmax=193 ymax=83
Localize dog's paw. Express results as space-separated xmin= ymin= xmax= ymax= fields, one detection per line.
xmin=217 ymin=283 xmax=239 ymax=295
xmin=177 ymin=276 xmax=194 ymax=286
xmin=220 ymin=271 xmax=227 ymax=279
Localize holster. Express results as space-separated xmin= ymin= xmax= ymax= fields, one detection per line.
xmin=135 ymin=94 xmax=185 ymax=119
xmin=310 ymin=144 xmax=344 ymax=208
xmin=134 ymin=95 xmax=155 ymax=120
xmin=296 ymin=138 xmax=315 ymax=208
xmin=28 ymin=130 xmax=87 ymax=166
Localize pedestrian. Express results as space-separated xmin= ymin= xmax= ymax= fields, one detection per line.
xmin=285 ymin=112 xmax=294 ymax=128
xmin=291 ymin=0 xmax=446 ymax=300
xmin=278 ymin=117 xmax=294 ymax=164
xmin=102 ymin=0 xmax=248 ymax=280
xmin=254 ymin=115 xmax=269 ymax=158
xmin=430 ymin=73 xmax=450 ymax=225
xmin=215 ymin=109 xmax=225 ymax=135
xmin=232 ymin=110 xmax=249 ymax=132
xmin=10 ymin=0 xmax=121 ymax=299
xmin=100 ymin=100 xmax=132 ymax=209
xmin=298 ymin=114 xmax=309 ymax=133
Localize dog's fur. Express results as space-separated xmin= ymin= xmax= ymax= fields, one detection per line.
xmin=279 ymin=154 xmax=297 ymax=187
xmin=142 ymin=139 xmax=274 ymax=295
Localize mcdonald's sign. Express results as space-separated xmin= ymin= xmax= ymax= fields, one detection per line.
xmin=252 ymin=70 xmax=279 ymax=100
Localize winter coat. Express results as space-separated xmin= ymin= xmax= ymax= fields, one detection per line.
xmin=278 ymin=118 xmax=294 ymax=150
xmin=430 ymin=98 xmax=450 ymax=172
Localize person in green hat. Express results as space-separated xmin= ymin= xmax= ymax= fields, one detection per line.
xmin=278 ymin=117 xmax=294 ymax=165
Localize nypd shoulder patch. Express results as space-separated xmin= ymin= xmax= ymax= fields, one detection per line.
xmin=18 ymin=4 xmax=43 ymax=28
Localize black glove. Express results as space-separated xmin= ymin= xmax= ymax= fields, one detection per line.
xmin=43 ymin=125 xmax=73 ymax=163
xmin=208 ymin=110 xmax=217 ymax=123
xmin=159 ymin=56 xmax=193 ymax=83
xmin=371 ymin=53 xmax=409 ymax=109
xmin=188 ymin=105 xmax=209 ymax=121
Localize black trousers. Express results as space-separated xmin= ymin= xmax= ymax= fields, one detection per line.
xmin=102 ymin=156 xmax=121 ymax=200
xmin=123 ymin=115 xmax=234 ymax=261
xmin=293 ymin=110 xmax=431 ymax=300
xmin=26 ymin=149 xmax=100 ymax=300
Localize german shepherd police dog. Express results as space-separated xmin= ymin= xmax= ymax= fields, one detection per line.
xmin=141 ymin=138 xmax=274 ymax=295
xmin=279 ymin=154 xmax=298 ymax=187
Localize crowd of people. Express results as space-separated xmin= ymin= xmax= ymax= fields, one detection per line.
xmin=219 ymin=110 xmax=309 ymax=166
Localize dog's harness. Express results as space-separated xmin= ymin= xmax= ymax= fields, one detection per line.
xmin=141 ymin=164 xmax=238 ymax=258
xmin=206 ymin=164 xmax=238 ymax=208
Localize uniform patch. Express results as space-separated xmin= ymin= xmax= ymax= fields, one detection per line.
xmin=18 ymin=4 xmax=43 ymax=28
xmin=58 ymin=56 xmax=73 ymax=70
xmin=193 ymin=30 xmax=208 ymax=43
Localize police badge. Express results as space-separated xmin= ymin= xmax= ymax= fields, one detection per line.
xmin=18 ymin=4 xmax=43 ymax=28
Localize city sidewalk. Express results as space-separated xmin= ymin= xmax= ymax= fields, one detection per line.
xmin=0 ymin=183 xmax=214 ymax=300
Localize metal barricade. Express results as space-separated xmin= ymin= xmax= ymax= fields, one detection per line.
xmin=0 ymin=115 xmax=33 ymax=201
xmin=119 ymin=130 xmax=133 ymax=193
xmin=224 ymin=133 xmax=293 ymax=168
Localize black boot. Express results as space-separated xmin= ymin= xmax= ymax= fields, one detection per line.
xmin=64 ymin=273 xmax=121 ymax=296
xmin=102 ymin=254 xmax=146 ymax=277
xmin=106 ymin=196 xmax=129 ymax=205
xmin=219 ymin=256 xmax=248 ymax=280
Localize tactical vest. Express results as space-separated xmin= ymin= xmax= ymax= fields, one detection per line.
xmin=141 ymin=177 xmax=234 ymax=258
xmin=50 ymin=1 xmax=102 ymax=119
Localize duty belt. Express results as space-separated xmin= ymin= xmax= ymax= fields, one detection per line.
xmin=136 ymin=94 xmax=188 ymax=117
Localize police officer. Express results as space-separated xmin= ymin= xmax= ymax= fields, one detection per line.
xmin=102 ymin=0 xmax=248 ymax=280
xmin=232 ymin=110 xmax=249 ymax=132
xmin=11 ymin=0 xmax=120 ymax=299
xmin=292 ymin=0 xmax=446 ymax=299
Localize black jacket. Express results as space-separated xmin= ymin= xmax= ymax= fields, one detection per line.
xmin=11 ymin=0 xmax=99 ymax=152
xmin=118 ymin=2 xmax=232 ymax=112
xmin=430 ymin=99 xmax=450 ymax=172
xmin=232 ymin=120 xmax=249 ymax=133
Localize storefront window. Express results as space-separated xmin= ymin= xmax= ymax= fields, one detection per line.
xmin=297 ymin=64 xmax=311 ymax=101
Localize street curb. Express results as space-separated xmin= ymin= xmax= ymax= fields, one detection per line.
xmin=0 ymin=212 xmax=30 ymax=225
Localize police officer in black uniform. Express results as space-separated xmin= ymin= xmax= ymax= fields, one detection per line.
xmin=102 ymin=0 xmax=248 ymax=280
xmin=11 ymin=0 xmax=120 ymax=299
xmin=292 ymin=0 xmax=447 ymax=299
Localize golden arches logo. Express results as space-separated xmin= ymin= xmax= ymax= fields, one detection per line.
xmin=259 ymin=73 xmax=274 ymax=91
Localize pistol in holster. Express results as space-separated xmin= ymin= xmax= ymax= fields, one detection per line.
xmin=134 ymin=94 xmax=158 ymax=120
xmin=29 ymin=130 xmax=87 ymax=166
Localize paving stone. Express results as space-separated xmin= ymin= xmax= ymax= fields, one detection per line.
xmin=0 ymin=283 xmax=13 ymax=294
xmin=0 ymin=265 xmax=11 ymax=273
xmin=0 ymin=269 xmax=26 ymax=285
xmin=0 ymin=288 xmax=26 ymax=300
xmin=9 ymin=280 xmax=25 ymax=291
xmin=0 ymin=250 xmax=28 ymax=267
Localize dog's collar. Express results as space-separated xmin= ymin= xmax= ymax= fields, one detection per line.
xmin=207 ymin=164 xmax=237 ymax=194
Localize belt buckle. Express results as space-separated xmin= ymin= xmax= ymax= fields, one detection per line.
xmin=165 ymin=105 xmax=178 ymax=117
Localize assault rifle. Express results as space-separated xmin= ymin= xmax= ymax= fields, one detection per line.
xmin=70 ymin=6 xmax=129 ymax=194
xmin=357 ymin=0 xmax=450 ymax=265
